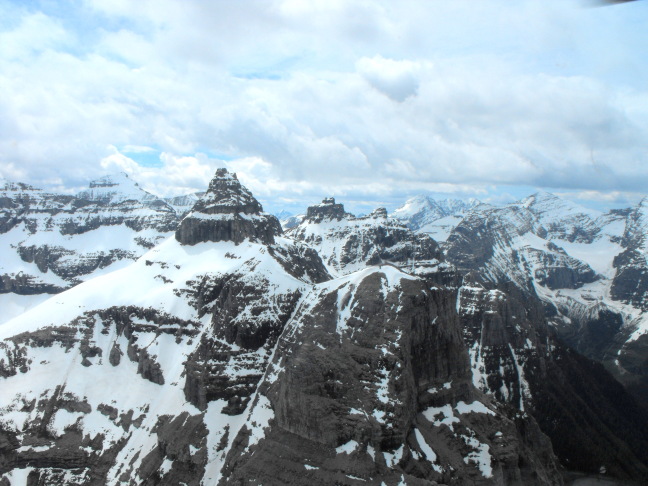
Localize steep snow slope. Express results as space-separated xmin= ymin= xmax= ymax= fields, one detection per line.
xmin=0 ymin=174 xmax=180 ymax=324
xmin=0 ymin=170 xmax=328 ymax=484
xmin=0 ymin=235 xmax=323 ymax=484
xmin=279 ymin=213 xmax=304 ymax=231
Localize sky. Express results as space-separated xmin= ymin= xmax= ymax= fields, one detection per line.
xmin=1 ymin=0 xmax=647 ymax=215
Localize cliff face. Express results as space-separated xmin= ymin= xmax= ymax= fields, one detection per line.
xmin=455 ymin=277 xmax=648 ymax=480
xmin=441 ymin=193 xmax=648 ymax=420
xmin=220 ymin=268 xmax=562 ymax=485
xmin=175 ymin=169 xmax=282 ymax=246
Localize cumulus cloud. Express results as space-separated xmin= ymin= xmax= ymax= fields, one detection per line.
xmin=356 ymin=56 xmax=422 ymax=101
xmin=99 ymin=146 xmax=224 ymax=197
xmin=0 ymin=0 xmax=647 ymax=213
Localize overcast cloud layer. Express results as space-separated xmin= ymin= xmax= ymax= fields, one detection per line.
xmin=1 ymin=0 xmax=647 ymax=213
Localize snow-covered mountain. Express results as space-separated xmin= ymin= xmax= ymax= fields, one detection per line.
xmin=163 ymin=192 xmax=204 ymax=219
xmin=2 ymin=175 xmax=648 ymax=484
xmin=442 ymin=191 xmax=648 ymax=410
xmin=392 ymin=195 xmax=480 ymax=242
xmin=0 ymin=173 xmax=180 ymax=323
xmin=279 ymin=214 xmax=304 ymax=231
xmin=0 ymin=170 xmax=583 ymax=485
xmin=287 ymin=198 xmax=443 ymax=277
xmin=273 ymin=210 xmax=306 ymax=231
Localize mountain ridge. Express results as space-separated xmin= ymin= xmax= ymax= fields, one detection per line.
xmin=1 ymin=172 xmax=648 ymax=484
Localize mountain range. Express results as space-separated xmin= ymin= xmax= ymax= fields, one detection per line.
xmin=1 ymin=170 xmax=647 ymax=485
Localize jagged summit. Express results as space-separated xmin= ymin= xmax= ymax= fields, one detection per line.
xmin=366 ymin=206 xmax=388 ymax=218
xmin=0 ymin=179 xmax=40 ymax=192
xmin=289 ymin=198 xmax=441 ymax=276
xmin=304 ymin=197 xmax=350 ymax=223
xmin=175 ymin=168 xmax=282 ymax=246
xmin=515 ymin=191 xmax=603 ymax=243
xmin=197 ymin=168 xmax=263 ymax=214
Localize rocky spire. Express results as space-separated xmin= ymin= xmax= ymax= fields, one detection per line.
xmin=175 ymin=169 xmax=282 ymax=245
xmin=304 ymin=197 xmax=351 ymax=223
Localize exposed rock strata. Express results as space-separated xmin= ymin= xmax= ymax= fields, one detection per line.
xmin=220 ymin=269 xmax=562 ymax=485
xmin=289 ymin=199 xmax=443 ymax=276
xmin=175 ymin=169 xmax=282 ymax=246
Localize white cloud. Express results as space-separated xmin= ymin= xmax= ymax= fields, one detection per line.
xmin=0 ymin=0 xmax=647 ymax=212
xmin=0 ymin=11 xmax=70 ymax=60
xmin=356 ymin=56 xmax=422 ymax=101
xmin=96 ymin=146 xmax=222 ymax=196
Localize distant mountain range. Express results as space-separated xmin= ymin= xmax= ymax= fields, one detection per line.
xmin=1 ymin=171 xmax=648 ymax=484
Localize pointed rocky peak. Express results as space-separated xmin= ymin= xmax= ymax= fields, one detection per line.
xmin=280 ymin=213 xmax=305 ymax=231
xmin=191 ymin=168 xmax=263 ymax=216
xmin=273 ymin=210 xmax=293 ymax=220
xmin=367 ymin=207 xmax=388 ymax=219
xmin=436 ymin=197 xmax=481 ymax=215
xmin=175 ymin=169 xmax=282 ymax=246
xmin=627 ymin=197 xmax=648 ymax=238
xmin=304 ymin=197 xmax=350 ymax=223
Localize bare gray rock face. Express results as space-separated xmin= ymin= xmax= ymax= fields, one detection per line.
xmin=175 ymin=169 xmax=282 ymax=246
xmin=441 ymin=193 xmax=648 ymax=425
xmin=218 ymin=269 xmax=563 ymax=485
xmin=454 ymin=275 xmax=648 ymax=482
xmin=611 ymin=198 xmax=648 ymax=311
xmin=444 ymin=204 xmax=599 ymax=292
xmin=304 ymin=197 xmax=351 ymax=223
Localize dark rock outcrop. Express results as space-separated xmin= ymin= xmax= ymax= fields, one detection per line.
xmin=304 ymin=197 xmax=350 ymax=223
xmin=175 ymin=169 xmax=282 ymax=246
xmin=219 ymin=269 xmax=563 ymax=485
xmin=455 ymin=277 xmax=648 ymax=481
xmin=611 ymin=199 xmax=648 ymax=311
